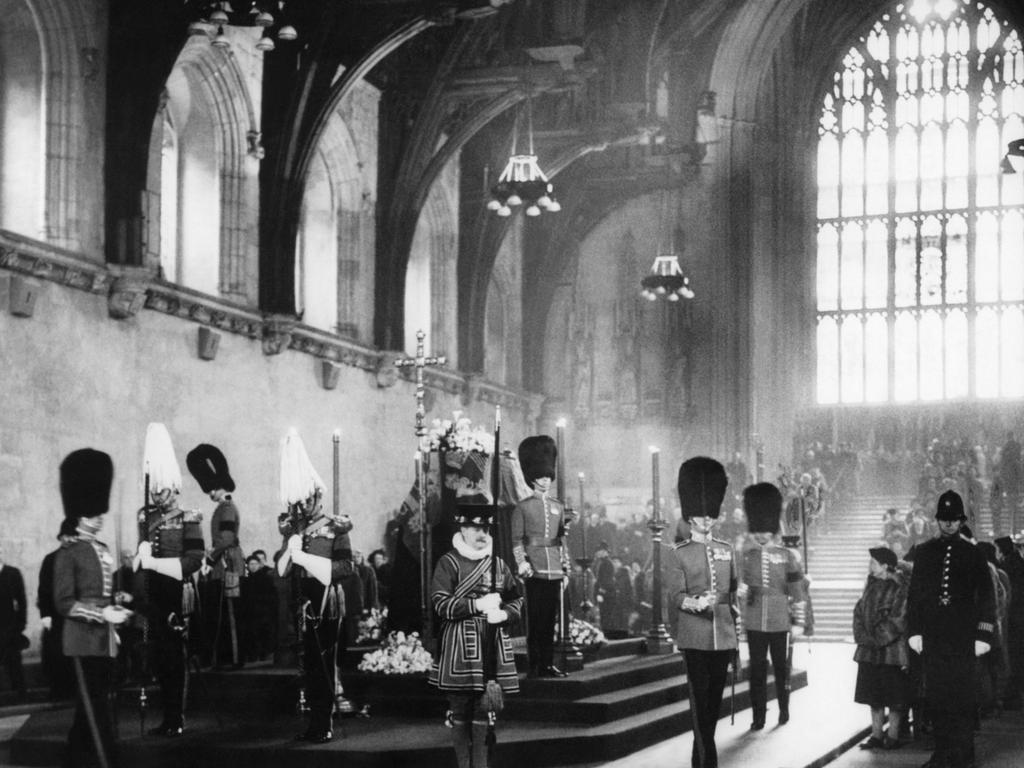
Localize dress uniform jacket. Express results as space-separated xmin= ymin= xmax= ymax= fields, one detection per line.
xmin=209 ymin=498 xmax=244 ymax=587
xmin=670 ymin=533 xmax=738 ymax=652
xmin=907 ymin=534 xmax=995 ymax=708
xmin=510 ymin=494 xmax=570 ymax=579
xmin=53 ymin=537 xmax=116 ymax=658
xmin=429 ymin=542 xmax=523 ymax=693
xmin=740 ymin=541 xmax=805 ymax=633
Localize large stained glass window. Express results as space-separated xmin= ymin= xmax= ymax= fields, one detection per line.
xmin=816 ymin=0 xmax=1024 ymax=403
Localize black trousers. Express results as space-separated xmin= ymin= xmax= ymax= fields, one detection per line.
xmin=526 ymin=579 xmax=561 ymax=669
xmin=301 ymin=582 xmax=341 ymax=735
xmin=930 ymin=709 xmax=975 ymax=767
xmin=147 ymin=576 xmax=188 ymax=728
xmin=683 ymin=649 xmax=732 ymax=768
xmin=0 ymin=642 xmax=25 ymax=695
xmin=747 ymin=630 xmax=790 ymax=722
xmin=66 ymin=657 xmax=117 ymax=768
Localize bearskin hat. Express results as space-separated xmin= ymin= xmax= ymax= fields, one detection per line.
xmin=935 ymin=489 xmax=966 ymax=521
xmin=743 ymin=482 xmax=783 ymax=534
xmin=518 ymin=435 xmax=557 ymax=488
xmin=59 ymin=448 xmax=114 ymax=519
xmin=677 ymin=456 xmax=727 ymax=520
xmin=186 ymin=443 xmax=236 ymax=494
xmin=868 ymin=546 xmax=898 ymax=571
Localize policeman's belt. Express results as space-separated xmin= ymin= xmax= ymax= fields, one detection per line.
xmin=524 ymin=536 xmax=562 ymax=547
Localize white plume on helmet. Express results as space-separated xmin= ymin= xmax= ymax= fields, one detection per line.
xmin=279 ymin=428 xmax=325 ymax=506
xmin=143 ymin=422 xmax=182 ymax=493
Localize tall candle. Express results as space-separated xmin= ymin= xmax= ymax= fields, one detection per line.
xmin=555 ymin=417 xmax=567 ymax=501
xmin=650 ymin=446 xmax=661 ymax=522
xmin=333 ymin=429 xmax=341 ymax=518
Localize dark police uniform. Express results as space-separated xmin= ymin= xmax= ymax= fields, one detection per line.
xmin=907 ymin=491 xmax=995 ymax=768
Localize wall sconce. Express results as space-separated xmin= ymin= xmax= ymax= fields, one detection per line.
xmin=197 ymin=326 xmax=221 ymax=360
xmin=321 ymin=360 xmax=341 ymax=390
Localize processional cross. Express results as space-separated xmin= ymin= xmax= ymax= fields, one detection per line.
xmin=394 ymin=329 xmax=446 ymax=643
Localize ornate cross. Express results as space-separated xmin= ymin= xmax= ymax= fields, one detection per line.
xmin=394 ymin=329 xmax=446 ymax=440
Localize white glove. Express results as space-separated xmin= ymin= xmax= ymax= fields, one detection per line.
xmin=200 ymin=560 xmax=212 ymax=577
xmin=518 ymin=561 xmax=534 ymax=578
xmin=41 ymin=617 xmax=52 ymax=631
xmin=694 ymin=594 xmax=711 ymax=611
xmin=287 ymin=535 xmax=303 ymax=552
xmin=908 ymin=635 xmax=923 ymax=654
xmin=486 ymin=609 xmax=508 ymax=625
xmin=475 ymin=593 xmax=501 ymax=613
xmin=102 ymin=605 xmax=132 ymax=625
xmin=975 ymin=640 xmax=991 ymax=656
xmin=736 ymin=583 xmax=749 ymax=600
xmin=136 ymin=541 xmax=154 ymax=570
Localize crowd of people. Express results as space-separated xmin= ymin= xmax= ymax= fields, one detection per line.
xmin=852 ymin=490 xmax=1024 ymax=768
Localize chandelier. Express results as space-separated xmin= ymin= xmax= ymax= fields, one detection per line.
xmin=487 ymin=95 xmax=560 ymax=217
xmin=641 ymin=253 xmax=694 ymax=302
xmin=1001 ymin=138 xmax=1024 ymax=174
xmin=186 ymin=1 xmax=297 ymax=52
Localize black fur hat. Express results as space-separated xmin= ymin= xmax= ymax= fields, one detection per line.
xmin=677 ymin=456 xmax=727 ymax=520
xmin=743 ymin=482 xmax=783 ymax=534
xmin=59 ymin=449 xmax=114 ymax=519
xmin=186 ymin=443 xmax=236 ymax=494
xmin=518 ymin=435 xmax=557 ymax=488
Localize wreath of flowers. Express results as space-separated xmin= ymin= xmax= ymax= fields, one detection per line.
xmin=356 ymin=631 xmax=433 ymax=675
xmin=567 ymin=617 xmax=606 ymax=649
xmin=426 ymin=411 xmax=494 ymax=456
xmin=355 ymin=607 xmax=387 ymax=645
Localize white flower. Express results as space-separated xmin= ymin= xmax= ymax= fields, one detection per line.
xmin=356 ymin=630 xmax=433 ymax=675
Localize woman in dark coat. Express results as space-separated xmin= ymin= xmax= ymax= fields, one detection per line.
xmin=853 ymin=546 xmax=911 ymax=750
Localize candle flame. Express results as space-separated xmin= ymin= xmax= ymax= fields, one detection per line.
xmin=649 ymin=445 xmax=660 ymax=454
xmin=333 ymin=428 xmax=342 ymax=440
xmin=556 ymin=417 xmax=568 ymax=428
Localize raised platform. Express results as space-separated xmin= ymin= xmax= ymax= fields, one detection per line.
xmin=10 ymin=640 xmax=807 ymax=768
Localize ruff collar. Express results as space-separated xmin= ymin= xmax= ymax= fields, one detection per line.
xmin=453 ymin=533 xmax=492 ymax=561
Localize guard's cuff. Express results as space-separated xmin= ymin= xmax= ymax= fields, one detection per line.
xmin=977 ymin=622 xmax=995 ymax=644
xmin=69 ymin=601 xmax=105 ymax=624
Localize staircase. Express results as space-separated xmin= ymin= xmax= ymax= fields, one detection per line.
xmin=804 ymin=494 xmax=897 ymax=642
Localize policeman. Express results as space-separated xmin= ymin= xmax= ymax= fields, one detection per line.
xmin=907 ymin=490 xmax=995 ymax=768
xmin=669 ymin=456 xmax=738 ymax=768
xmin=511 ymin=435 xmax=572 ymax=677
xmin=738 ymin=482 xmax=805 ymax=730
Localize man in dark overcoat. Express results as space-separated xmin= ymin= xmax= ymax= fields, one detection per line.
xmin=907 ymin=490 xmax=995 ymax=768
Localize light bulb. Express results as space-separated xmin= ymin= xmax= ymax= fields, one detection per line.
xmin=667 ymin=293 xmax=679 ymax=302
xmin=497 ymin=205 xmax=512 ymax=217
xmin=255 ymin=11 xmax=274 ymax=27
xmin=188 ymin=20 xmax=210 ymax=36
xmin=212 ymin=26 xmax=231 ymax=48
xmin=525 ymin=204 xmax=541 ymax=217
xmin=255 ymin=33 xmax=275 ymax=51
xmin=210 ymin=9 xmax=229 ymax=24
xmin=547 ymin=199 xmax=561 ymax=212
xmin=645 ymin=292 xmax=657 ymax=302
xmin=537 ymin=194 xmax=552 ymax=208
xmin=277 ymin=24 xmax=298 ymax=41
xmin=506 ymin=193 xmax=522 ymax=206
xmin=655 ymin=285 xmax=667 ymax=295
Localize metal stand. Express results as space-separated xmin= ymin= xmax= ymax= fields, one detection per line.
xmin=644 ymin=516 xmax=674 ymax=654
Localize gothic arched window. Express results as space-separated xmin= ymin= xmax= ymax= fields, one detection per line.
xmin=816 ymin=0 xmax=1024 ymax=403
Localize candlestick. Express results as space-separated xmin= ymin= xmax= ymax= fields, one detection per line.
xmin=333 ymin=429 xmax=341 ymax=518
xmin=555 ymin=418 xmax=567 ymax=502
xmin=650 ymin=446 xmax=661 ymax=523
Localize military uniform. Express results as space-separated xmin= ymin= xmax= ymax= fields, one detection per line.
xmin=277 ymin=501 xmax=355 ymax=741
xmin=512 ymin=435 xmax=571 ymax=677
xmin=139 ymin=502 xmax=205 ymax=733
xmin=907 ymin=491 xmax=996 ymax=768
xmin=53 ymin=448 xmax=127 ymax=768
xmin=740 ymin=482 xmax=805 ymax=729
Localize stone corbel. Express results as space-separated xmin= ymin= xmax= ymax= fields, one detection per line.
xmin=262 ymin=315 xmax=295 ymax=356
xmin=375 ymin=352 xmax=400 ymax=388
xmin=107 ymin=267 xmax=153 ymax=320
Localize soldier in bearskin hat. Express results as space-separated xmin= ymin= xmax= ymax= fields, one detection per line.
xmin=510 ymin=435 xmax=572 ymax=677
xmin=134 ymin=423 xmax=206 ymax=736
xmin=430 ymin=498 xmax=522 ymax=768
xmin=186 ymin=443 xmax=245 ymax=669
xmin=669 ymin=456 xmax=738 ymax=768
xmin=739 ymin=482 xmax=806 ymax=730
xmin=276 ymin=429 xmax=354 ymax=743
xmin=907 ymin=490 xmax=996 ymax=768
xmin=53 ymin=449 xmax=133 ymax=767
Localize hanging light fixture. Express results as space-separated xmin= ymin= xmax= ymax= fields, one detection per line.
xmin=186 ymin=1 xmax=299 ymax=52
xmin=640 ymin=199 xmax=694 ymax=302
xmin=1002 ymin=138 xmax=1024 ymax=175
xmin=487 ymin=93 xmax=560 ymax=217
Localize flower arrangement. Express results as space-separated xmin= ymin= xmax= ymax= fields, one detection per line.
xmin=427 ymin=411 xmax=494 ymax=456
xmin=355 ymin=607 xmax=387 ymax=645
xmin=568 ymin=617 xmax=606 ymax=649
xmin=356 ymin=631 xmax=433 ymax=675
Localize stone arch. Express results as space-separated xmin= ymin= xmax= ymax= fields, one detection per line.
xmin=297 ymin=99 xmax=377 ymax=340
xmin=405 ymin=160 xmax=459 ymax=361
xmin=146 ymin=35 xmax=259 ymax=301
